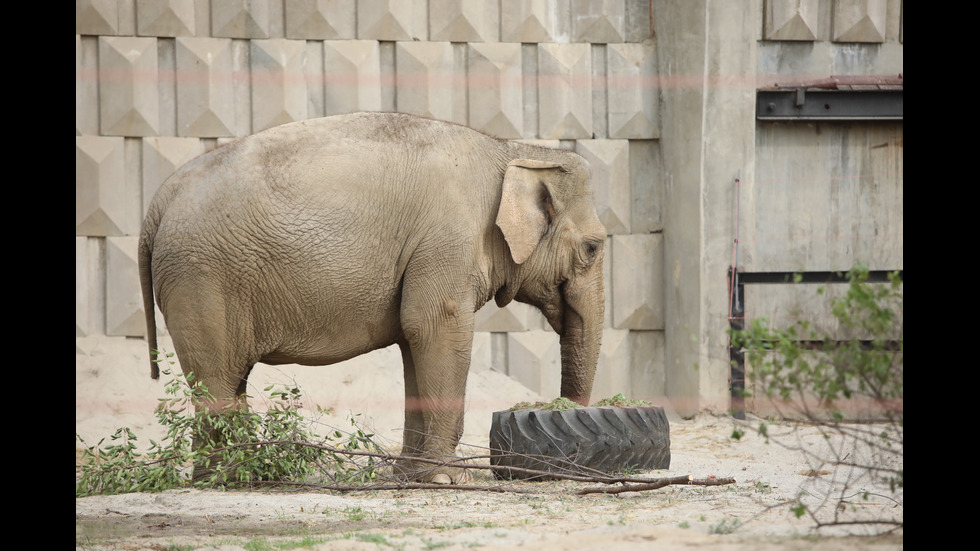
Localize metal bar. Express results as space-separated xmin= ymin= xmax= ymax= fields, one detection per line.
xmin=757 ymin=89 xmax=903 ymax=121
xmin=735 ymin=270 xmax=902 ymax=285
xmin=728 ymin=267 xmax=746 ymax=420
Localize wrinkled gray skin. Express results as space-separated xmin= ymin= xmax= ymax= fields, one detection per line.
xmin=139 ymin=112 xmax=606 ymax=484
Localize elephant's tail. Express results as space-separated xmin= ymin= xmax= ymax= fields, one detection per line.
xmin=138 ymin=207 xmax=161 ymax=380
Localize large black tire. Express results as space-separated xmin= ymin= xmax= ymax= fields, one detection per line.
xmin=489 ymin=406 xmax=670 ymax=480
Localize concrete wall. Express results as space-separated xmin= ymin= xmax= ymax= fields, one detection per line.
xmin=76 ymin=0 xmax=903 ymax=416
xmin=652 ymin=0 xmax=903 ymax=415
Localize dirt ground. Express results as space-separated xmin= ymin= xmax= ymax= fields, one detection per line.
xmin=76 ymin=336 xmax=903 ymax=550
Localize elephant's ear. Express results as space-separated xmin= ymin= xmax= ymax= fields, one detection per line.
xmin=496 ymin=159 xmax=561 ymax=264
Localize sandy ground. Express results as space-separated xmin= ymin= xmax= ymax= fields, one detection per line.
xmin=76 ymin=335 xmax=903 ymax=550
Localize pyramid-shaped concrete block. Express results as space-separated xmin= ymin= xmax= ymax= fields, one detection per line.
xmin=137 ymin=0 xmax=195 ymax=37
xmin=475 ymin=301 xmax=535 ymax=333
xmin=537 ymin=43 xmax=592 ymax=139
xmin=576 ymin=140 xmax=631 ymax=234
xmin=467 ymin=43 xmax=523 ymax=138
xmin=358 ymin=0 xmax=426 ymax=41
xmin=98 ymin=37 xmax=159 ymax=137
xmin=764 ymin=0 xmax=819 ymax=41
xmin=612 ymin=234 xmax=663 ymax=330
xmin=106 ymin=236 xmax=144 ymax=337
xmin=395 ymin=42 xmax=464 ymax=124
xmin=175 ymin=38 xmax=236 ymax=137
xmin=324 ymin=40 xmax=383 ymax=114
xmin=500 ymin=0 xmax=570 ymax=43
xmin=607 ymin=43 xmax=658 ymax=139
xmin=285 ymin=0 xmax=356 ymax=39
xmin=571 ymin=0 xmax=625 ymax=43
xmin=77 ymin=0 xmax=119 ymax=35
xmin=833 ymin=0 xmax=886 ymax=43
xmin=211 ymin=0 xmax=269 ymax=38
xmin=507 ymin=331 xmax=561 ymax=397
xmin=76 ymin=136 xmax=133 ymax=236
xmin=430 ymin=0 xmax=499 ymax=42
xmin=250 ymin=39 xmax=309 ymax=132
xmin=142 ymin=137 xmax=204 ymax=215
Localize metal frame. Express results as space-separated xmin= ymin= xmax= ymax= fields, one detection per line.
xmin=727 ymin=269 xmax=903 ymax=419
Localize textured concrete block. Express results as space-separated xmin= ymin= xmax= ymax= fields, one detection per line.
xmin=250 ymin=39 xmax=309 ymax=132
xmin=474 ymin=301 xmax=535 ymax=333
xmin=99 ymin=37 xmax=159 ymax=137
xmin=470 ymin=331 xmax=492 ymax=373
xmin=629 ymin=330 xmax=666 ymax=401
xmin=137 ymin=0 xmax=195 ymax=37
xmin=575 ymin=140 xmax=630 ymax=234
xmin=430 ymin=0 xmax=499 ymax=42
xmin=77 ymin=0 xmax=119 ymax=35
xmin=395 ymin=42 xmax=465 ymax=124
xmin=285 ymin=0 xmax=355 ymax=39
xmin=77 ymin=36 xmax=99 ymax=136
xmin=175 ymin=38 xmax=236 ymax=137
xmin=500 ymin=0 xmax=570 ymax=43
xmin=630 ymin=140 xmax=663 ymax=233
xmin=612 ymin=233 xmax=663 ymax=330
xmin=571 ymin=0 xmax=625 ymax=43
xmin=624 ymin=0 xmax=653 ymax=42
xmin=358 ymin=0 xmax=426 ymax=41
xmin=764 ymin=0 xmax=819 ymax=41
xmin=591 ymin=328 xmax=631 ymax=401
xmin=106 ymin=237 xmax=144 ymax=336
xmin=76 ymin=237 xmax=93 ymax=337
xmin=467 ymin=43 xmax=523 ymax=138
xmin=833 ymin=0 xmax=886 ymax=43
xmin=142 ymin=137 xmax=204 ymax=215
xmin=507 ymin=331 xmax=561 ymax=398
xmin=211 ymin=0 xmax=270 ymax=38
xmin=323 ymin=40 xmax=383 ymax=114
xmin=537 ymin=43 xmax=591 ymax=139
xmin=606 ymin=42 xmax=658 ymax=139
xmin=77 ymin=136 xmax=133 ymax=236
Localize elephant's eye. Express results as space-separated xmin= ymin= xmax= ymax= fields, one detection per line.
xmin=581 ymin=239 xmax=602 ymax=266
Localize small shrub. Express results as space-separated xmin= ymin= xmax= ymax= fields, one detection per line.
xmin=76 ymin=352 xmax=380 ymax=496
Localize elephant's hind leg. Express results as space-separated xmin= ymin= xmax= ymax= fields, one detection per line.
xmin=164 ymin=291 xmax=257 ymax=480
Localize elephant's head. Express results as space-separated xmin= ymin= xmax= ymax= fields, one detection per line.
xmin=495 ymin=155 xmax=605 ymax=406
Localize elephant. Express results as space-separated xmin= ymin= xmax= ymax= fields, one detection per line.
xmin=138 ymin=111 xmax=606 ymax=484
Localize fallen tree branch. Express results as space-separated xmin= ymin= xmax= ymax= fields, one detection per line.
xmin=576 ymin=475 xmax=737 ymax=495
xmin=208 ymin=439 xmax=738 ymax=496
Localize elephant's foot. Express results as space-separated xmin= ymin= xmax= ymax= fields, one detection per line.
xmin=393 ymin=456 xmax=472 ymax=485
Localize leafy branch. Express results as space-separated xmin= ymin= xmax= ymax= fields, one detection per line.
xmin=729 ymin=265 xmax=903 ymax=532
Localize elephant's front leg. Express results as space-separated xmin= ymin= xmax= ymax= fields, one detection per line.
xmin=394 ymin=293 xmax=475 ymax=485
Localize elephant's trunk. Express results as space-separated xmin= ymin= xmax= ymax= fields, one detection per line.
xmin=559 ymin=268 xmax=604 ymax=406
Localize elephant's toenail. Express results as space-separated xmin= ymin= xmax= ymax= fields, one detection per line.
xmin=431 ymin=473 xmax=452 ymax=485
